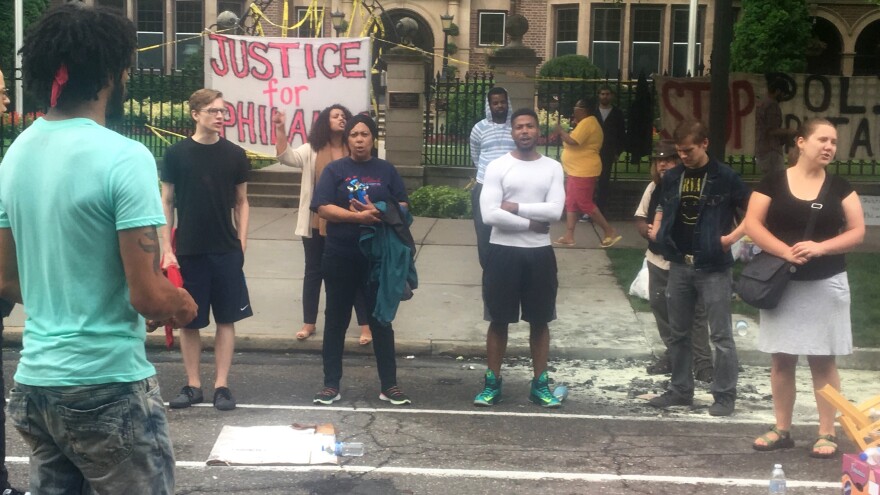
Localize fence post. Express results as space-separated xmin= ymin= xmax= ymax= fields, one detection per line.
xmin=381 ymin=48 xmax=430 ymax=192
xmin=487 ymin=14 xmax=541 ymax=112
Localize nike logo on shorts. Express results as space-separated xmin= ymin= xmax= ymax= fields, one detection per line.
xmin=240 ymin=305 xmax=249 ymax=311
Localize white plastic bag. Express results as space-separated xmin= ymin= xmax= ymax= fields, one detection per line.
xmin=628 ymin=258 xmax=650 ymax=301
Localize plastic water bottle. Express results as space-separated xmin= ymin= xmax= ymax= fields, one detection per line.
xmin=735 ymin=320 xmax=749 ymax=337
xmin=553 ymin=385 xmax=569 ymax=402
xmin=860 ymin=447 xmax=880 ymax=466
xmin=769 ymin=464 xmax=786 ymax=494
xmin=326 ymin=441 xmax=364 ymax=457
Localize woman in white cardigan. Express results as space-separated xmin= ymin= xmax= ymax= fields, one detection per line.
xmin=272 ymin=105 xmax=373 ymax=345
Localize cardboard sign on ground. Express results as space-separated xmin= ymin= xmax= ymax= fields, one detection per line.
xmin=206 ymin=423 xmax=337 ymax=465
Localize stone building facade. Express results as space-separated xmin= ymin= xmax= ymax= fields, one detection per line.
xmin=63 ymin=0 xmax=879 ymax=77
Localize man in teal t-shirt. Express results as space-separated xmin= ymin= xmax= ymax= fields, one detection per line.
xmin=0 ymin=5 xmax=197 ymax=493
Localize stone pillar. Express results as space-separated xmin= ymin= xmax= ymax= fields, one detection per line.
xmin=381 ymin=49 xmax=429 ymax=191
xmin=487 ymin=14 xmax=540 ymax=112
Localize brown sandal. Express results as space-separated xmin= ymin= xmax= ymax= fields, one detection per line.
xmin=753 ymin=425 xmax=795 ymax=451
xmin=809 ymin=434 xmax=838 ymax=459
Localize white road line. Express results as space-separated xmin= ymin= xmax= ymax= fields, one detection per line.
xmin=6 ymin=459 xmax=839 ymax=488
xmin=8 ymin=456 xmax=837 ymax=487
xmin=171 ymin=402 xmax=802 ymax=425
xmin=172 ymin=462 xmax=841 ymax=488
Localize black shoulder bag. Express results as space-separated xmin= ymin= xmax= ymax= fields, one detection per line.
xmin=736 ymin=176 xmax=831 ymax=309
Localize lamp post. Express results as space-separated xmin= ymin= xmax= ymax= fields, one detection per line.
xmin=440 ymin=13 xmax=454 ymax=77
xmin=215 ymin=10 xmax=240 ymax=33
xmin=331 ymin=10 xmax=346 ymax=37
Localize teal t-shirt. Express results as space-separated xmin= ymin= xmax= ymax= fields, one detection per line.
xmin=0 ymin=118 xmax=166 ymax=386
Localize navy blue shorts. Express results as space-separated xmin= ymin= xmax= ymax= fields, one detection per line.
xmin=178 ymin=250 xmax=252 ymax=329
xmin=482 ymin=244 xmax=558 ymax=324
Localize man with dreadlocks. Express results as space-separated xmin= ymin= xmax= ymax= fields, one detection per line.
xmin=0 ymin=4 xmax=197 ymax=493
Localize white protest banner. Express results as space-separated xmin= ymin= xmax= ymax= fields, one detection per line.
xmin=204 ymin=33 xmax=372 ymax=157
xmin=655 ymin=73 xmax=880 ymax=161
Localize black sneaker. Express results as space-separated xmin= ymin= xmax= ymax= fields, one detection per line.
xmin=694 ymin=366 xmax=714 ymax=383
xmin=648 ymin=390 xmax=693 ymax=409
xmin=709 ymin=396 xmax=735 ymax=416
xmin=3 ymin=487 xmax=28 ymax=495
xmin=169 ymin=385 xmax=203 ymax=409
xmin=379 ymin=386 xmax=412 ymax=405
xmin=213 ymin=387 xmax=236 ymax=411
xmin=313 ymin=387 xmax=341 ymax=405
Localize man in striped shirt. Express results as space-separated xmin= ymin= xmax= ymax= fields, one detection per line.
xmin=469 ymin=87 xmax=515 ymax=269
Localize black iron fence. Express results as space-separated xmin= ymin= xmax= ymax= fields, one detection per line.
xmin=1 ymin=67 xmax=204 ymax=158
xmin=3 ymin=67 xmax=880 ymax=182
xmin=422 ymin=71 xmax=495 ymax=167
xmin=422 ymin=71 xmax=655 ymax=173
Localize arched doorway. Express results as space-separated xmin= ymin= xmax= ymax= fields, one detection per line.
xmin=853 ymin=19 xmax=880 ymax=75
xmin=806 ymin=18 xmax=842 ymax=75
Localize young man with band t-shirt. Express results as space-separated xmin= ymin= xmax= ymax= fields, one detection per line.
xmin=473 ymin=108 xmax=566 ymax=408
xmin=649 ymin=120 xmax=749 ymax=417
xmin=161 ymin=89 xmax=252 ymax=411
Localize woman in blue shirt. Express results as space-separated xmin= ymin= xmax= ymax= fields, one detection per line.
xmin=309 ymin=114 xmax=412 ymax=406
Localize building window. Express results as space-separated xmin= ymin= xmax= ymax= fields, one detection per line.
xmin=478 ymin=11 xmax=506 ymax=47
xmin=671 ymin=7 xmax=705 ymax=77
xmin=591 ymin=7 xmax=621 ymax=77
xmin=555 ymin=6 xmax=578 ymax=57
xmin=218 ymin=0 xmax=244 ymax=17
xmin=136 ymin=0 xmax=163 ymax=69
xmin=631 ymin=8 xmax=662 ymax=77
xmin=175 ymin=0 xmax=203 ymax=69
xmin=295 ymin=6 xmax=324 ymax=37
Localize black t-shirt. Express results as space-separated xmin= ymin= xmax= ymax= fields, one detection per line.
xmin=161 ymin=137 xmax=250 ymax=255
xmin=310 ymin=156 xmax=409 ymax=256
xmin=672 ymin=164 xmax=708 ymax=255
xmin=755 ymin=170 xmax=854 ymax=280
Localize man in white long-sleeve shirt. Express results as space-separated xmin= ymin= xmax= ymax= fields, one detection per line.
xmin=473 ymin=108 xmax=566 ymax=409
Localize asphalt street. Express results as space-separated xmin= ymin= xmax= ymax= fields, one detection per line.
xmin=1 ymin=349 xmax=859 ymax=494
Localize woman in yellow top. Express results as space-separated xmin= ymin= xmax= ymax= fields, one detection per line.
xmin=553 ymin=99 xmax=621 ymax=247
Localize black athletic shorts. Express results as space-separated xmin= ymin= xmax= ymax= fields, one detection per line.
xmin=178 ymin=250 xmax=253 ymax=329
xmin=482 ymin=244 xmax=558 ymax=324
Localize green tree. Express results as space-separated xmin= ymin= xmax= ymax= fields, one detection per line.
xmin=0 ymin=0 xmax=51 ymax=80
xmin=730 ymin=0 xmax=812 ymax=73
xmin=537 ymin=55 xmax=602 ymax=115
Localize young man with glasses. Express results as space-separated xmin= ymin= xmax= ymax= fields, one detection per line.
xmin=161 ymin=88 xmax=252 ymax=411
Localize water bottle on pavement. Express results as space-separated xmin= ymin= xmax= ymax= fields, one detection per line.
xmin=552 ymin=385 xmax=569 ymax=402
xmin=735 ymin=320 xmax=749 ymax=337
xmin=326 ymin=441 xmax=365 ymax=457
xmin=769 ymin=464 xmax=786 ymax=494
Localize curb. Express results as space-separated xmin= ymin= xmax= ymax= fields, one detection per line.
xmin=3 ymin=326 xmax=879 ymax=371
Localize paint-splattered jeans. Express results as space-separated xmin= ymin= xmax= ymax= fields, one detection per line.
xmin=8 ymin=376 xmax=175 ymax=495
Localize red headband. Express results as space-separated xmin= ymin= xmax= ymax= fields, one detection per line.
xmin=50 ymin=64 xmax=69 ymax=108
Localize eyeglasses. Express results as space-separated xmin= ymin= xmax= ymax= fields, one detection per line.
xmin=200 ymin=107 xmax=229 ymax=117
xmin=0 ymin=88 xmax=8 ymax=97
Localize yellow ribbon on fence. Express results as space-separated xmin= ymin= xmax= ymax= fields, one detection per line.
xmin=144 ymin=124 xmax=275 ymax=161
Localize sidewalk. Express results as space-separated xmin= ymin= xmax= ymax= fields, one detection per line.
xmin=4 ymin=207 xmax=880 ymax=370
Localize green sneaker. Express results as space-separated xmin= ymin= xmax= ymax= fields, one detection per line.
xmin=473 ymin=369 xmax=502 ymax=406
xmin=529 ymin=371 xmax=561 ymax=408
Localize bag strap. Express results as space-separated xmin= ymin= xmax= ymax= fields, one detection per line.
xmin=803 ymin=174 xmax=832 ymax=241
